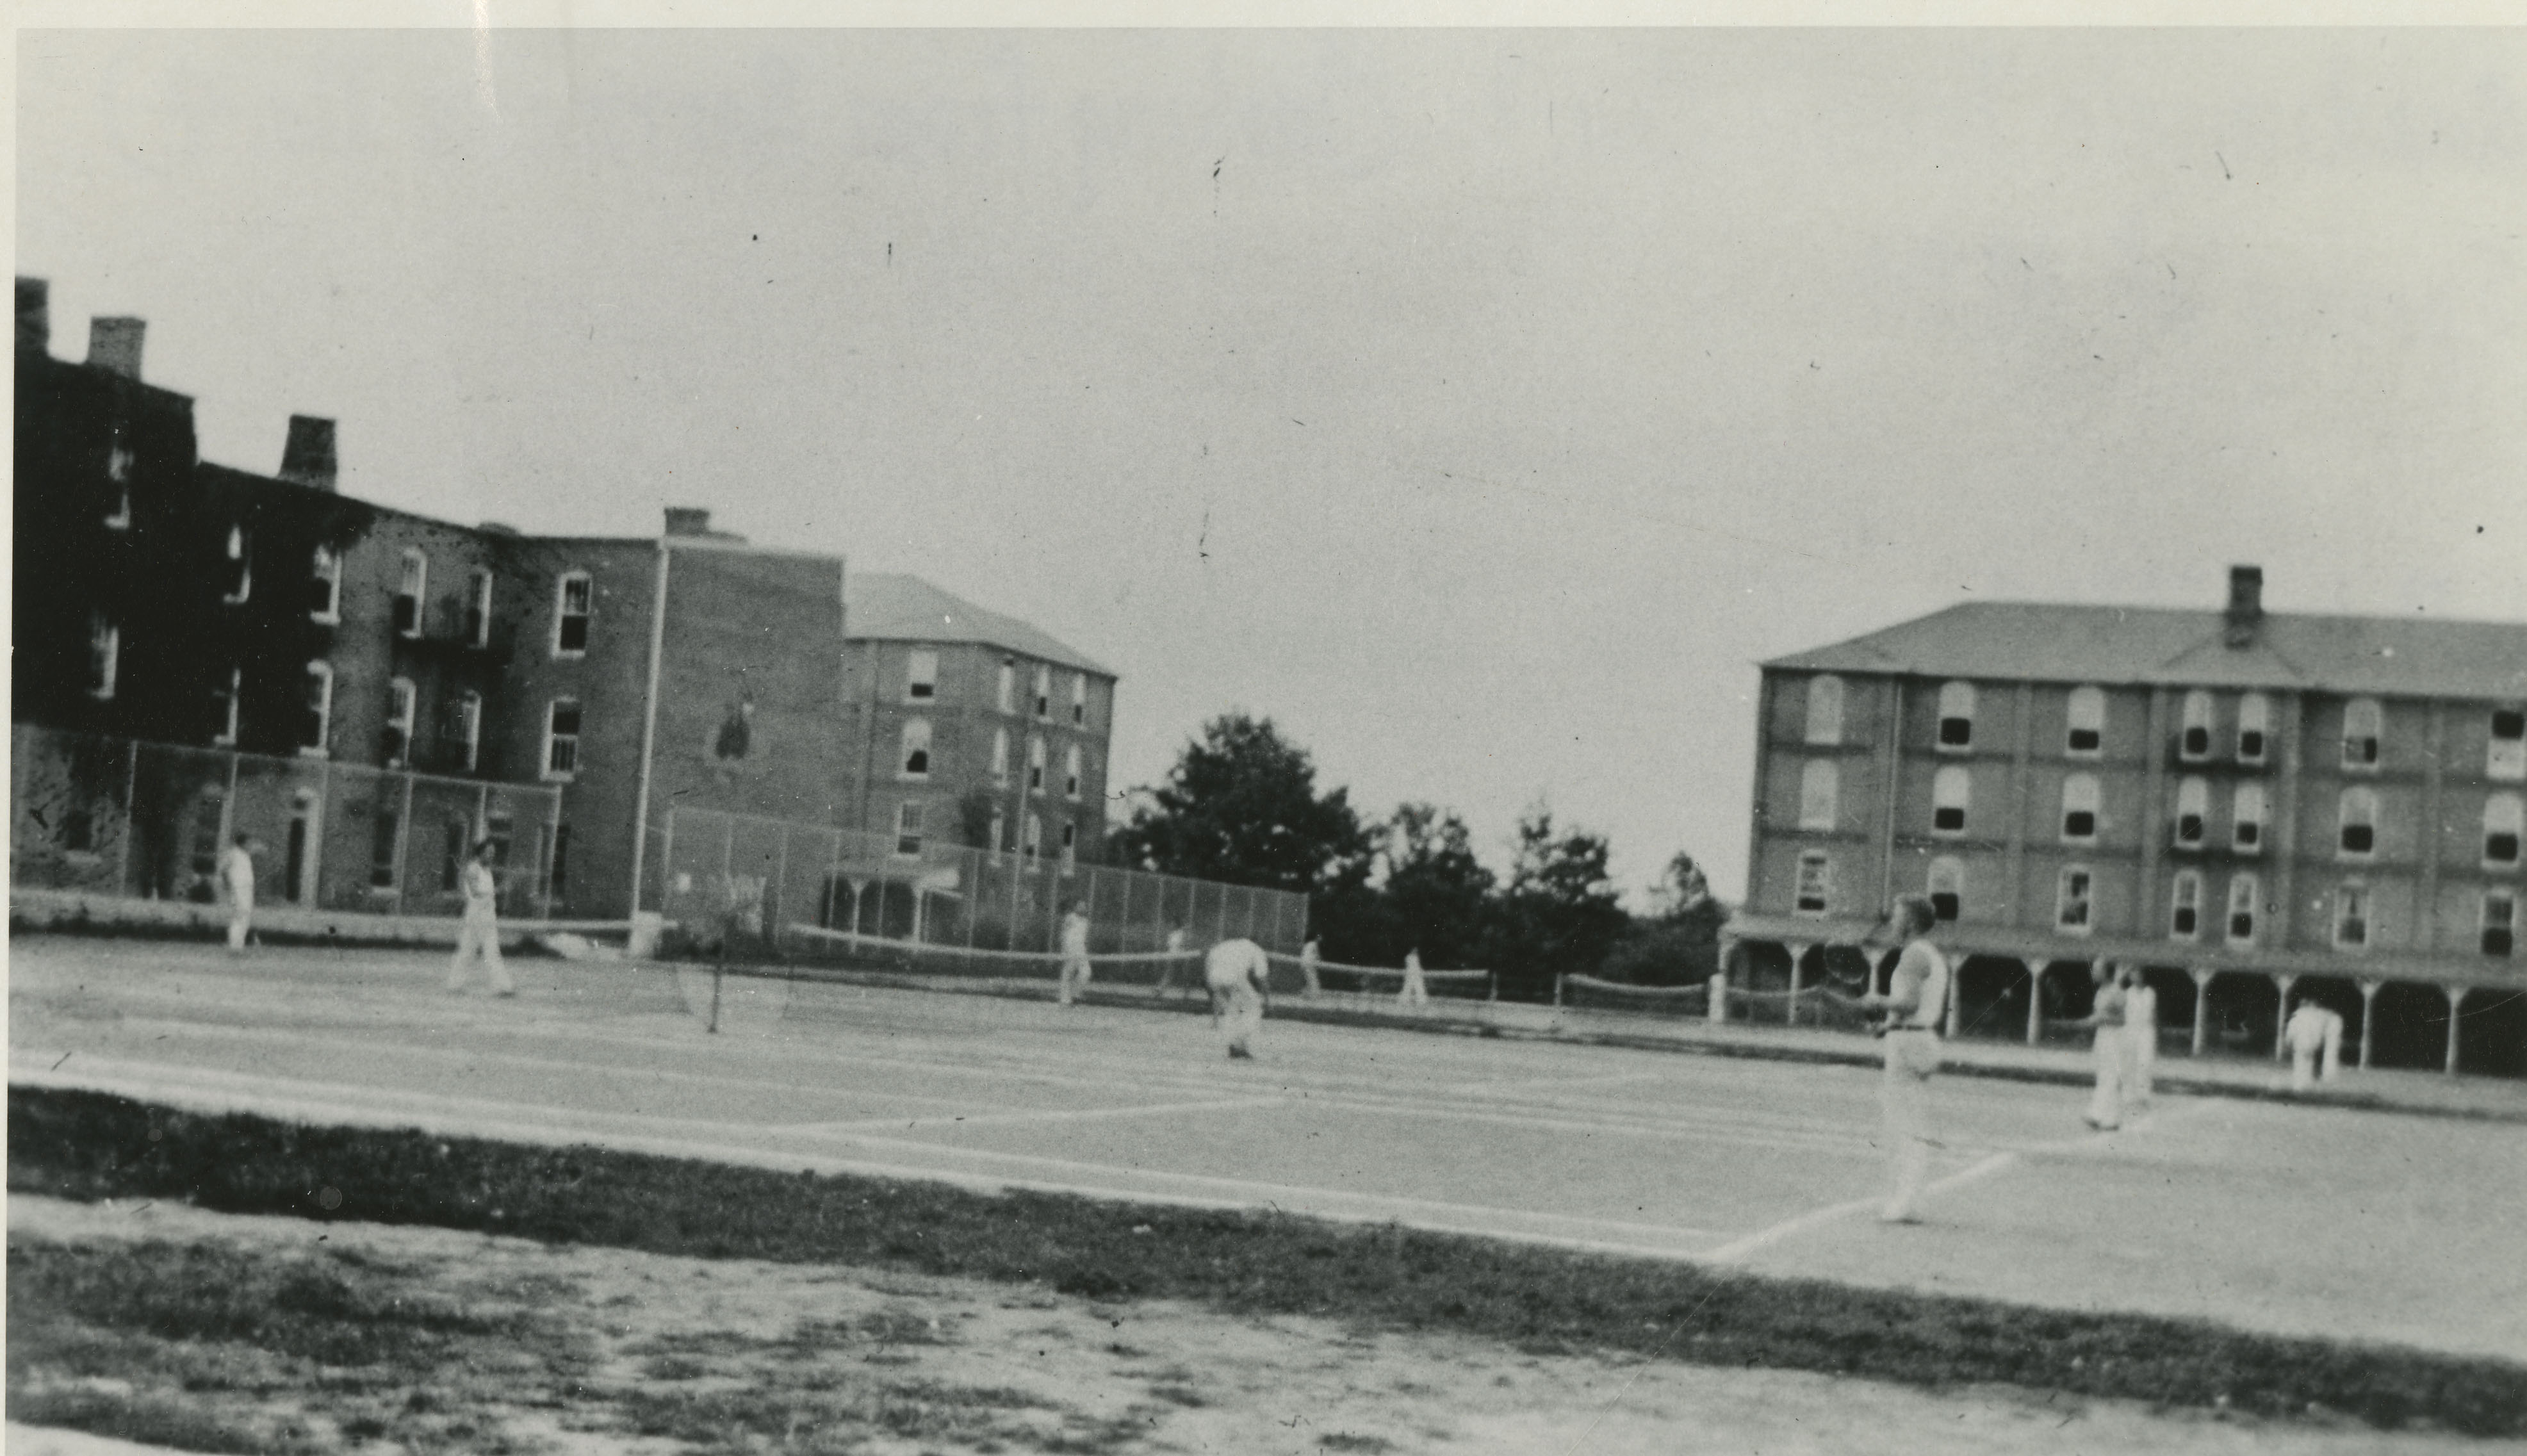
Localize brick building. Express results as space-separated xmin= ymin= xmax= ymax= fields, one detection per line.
xmin=1730 ymin=567 xmax=2527 ymax=1076
xmin=838 ymin=573 xmax=1116 ymax=872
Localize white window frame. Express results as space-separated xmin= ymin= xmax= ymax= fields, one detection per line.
xmin=2342 ymin=697 xmax=2382 ymax=771
xmin=1926 ymin=856 xmax=1964 ymax=924
xmin=1064 ymin=742 xmax=1083 ymax=801
xmin=213 ymin=666 xmax=241 ymax=746
xmin=2227 ymin=872 xmax=2261 ymax=945
xmin=2332 ymin=881 xmax=2371 ymax=951
xmin=544 ymin=698 xmax=582 ymax=781
xmin=1071 ymin=673 xmax=1088 ymax=726
xmin=1804 ymin=675 xmax=1845 ymax=746
xmin=2061 ymin=773 xmax=2101 ymax=844
xmin=899 ymin=718 xmax=933 ymax=780
xmin=1060 ymin=820 xmax=1077 ymax=869
xmin=2490 ymin=708 xmax=2526 ymax=782
xmin=2337 ymin=785 xmax=2378 ymax=860
xmin=311 ymin=545 xmax=342 ymax=623
xmin=895 ymin=801 xmax=925 ymax=858
xmin=104 ymin=429 xmax=133 ymax=529
xmin=223 ymin=525 xmax=253 ymax=605
xmin=990 ymin=727 xmax=1010 ymax=783
xmin=1027 ymin=735 xmax=1045 ymax=793
xmin=2232 ymin=782 xmax=2267 ymax=854
xmin=1792 ymin=850 xmax=1831 ymax=917
xmin=2236 ymin=692 xmax=2271 ymax=764
xmin=455 ymin=690 xmax=482 ymax=773
xmin=906 ymin=649 xmax=938 ymax=702
xmin=2169 ymin=869 xmax=2203 ymax=941
xmin=553 ymin=572 xmax=593 ymax=657
xmin=1931 ymin=765 xmax=1970 ymax=837
xmin=1935 ymin=681 xmax=1975 ymax=751
xmin=2485 ymin=792 xmax=2524 ymax=868
xmin=301 ymin=660 xmax=334 ymax=758
xmin=2055 ymin=866 xmax=2095 ymax=935
xmin=1797 ymin=758 xmax=1839 ymax=831
xmin=2485 ymin=891 xmax=2518 ymax=958
xmin=1024 ymin=812 xmax=1042 ymax=860
xmin=385 ymin=677 xmax=417 ymax=767
xmin=88 ymin=612 xmax=120 ymax=701
xmin=2173 ymin=776 xmax=2209 ymax=849
xmin=395 ymin=548 xmax=427 ymax=637
xmin=1033 ymin=665 xmax=1051 ymax=720
xmin=466 ymin=568 xmax=494 ymax=648
xmin=2179 ymin=690 xmax=2214 ymax=762
xmin=997 ymin=658 xmax=1015 ymax=714
xmin=2066 ymin=685 xmax=2105 ymax=757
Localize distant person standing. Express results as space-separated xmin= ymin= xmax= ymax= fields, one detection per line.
xmin=218 ymin=835 xmax=259 ymax=954
xmin=1299 ymin=937 xmax=1323 ymax=998
xmin=1152 ymin=922 xmax=1192 ymax=1000
xmin=1858 ymin=894 xmax=1949 ymax=1225
xmin=1056 ymin=901 xmax=1092 ymax=1005
xmin=2120 ymin=964 xmax=2159 ymax=1119
xmin=1205 ymin=937 xmax=1273 ymax=1059
xmin=2284 ymin=997 xmax=2344 ymax=1092
xmin=447 ymin=841 xmax=516 ymax=997
xmin=2079 ymin=962 xmax=2128 ymax=1131
xmin=1398 ymin=947 xmax=1430 ymax=1006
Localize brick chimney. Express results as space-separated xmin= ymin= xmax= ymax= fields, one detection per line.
xmin=88 ymin=316 xmax=146 ymax=380
xmin=16 ymin=277 xmax=49 ymax=354
xmin=280 ymin=415 xmax=338 ymax=491
xmin=2223 ymin=565 xmax=2264 ymax=648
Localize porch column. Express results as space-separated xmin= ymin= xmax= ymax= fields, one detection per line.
xmin=1783 ymin=942 xmax=1811 ymax=1029
xmin=2445 ymin=984 xmax=2470 ymax=1076
xmin=1945 ymin=956 xmax=1965 ymax=1039
xmin=2189 ymin=967 xmax=2214 ymax=1056
xmin=2027 ymin=962 xmax=2045 ymax=1045
xmin=1708 ymin=936 xmax=1735 ymax=1024
xmin=2358 ymin=979 xmax=2383 ymax=1070
xmin=2272 ymin=972 xmax=2298 ymax=1062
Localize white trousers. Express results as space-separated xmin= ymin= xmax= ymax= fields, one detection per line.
xmin=225 ymin=889 xmax=254 ymax=953
xmin=1880 ymin=1030 xmax=1940 ymax=1218
xmin=1058 ymin=954 xmax=1092 ymax=1004
xmin=1213 ymin=981 xmax=1263 ymax=1054
xmin=2123 ymin=1024 xmax=2157 ymax=1114
xmin=1398 ymin=969 xmax=1428 ymax=1006
xmin=448 ymin=912 xmax=514 ymax=994
xmin=2086 ymin=1027 xmax=2124 ymax=1127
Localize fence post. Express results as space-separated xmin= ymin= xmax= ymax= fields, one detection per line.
xmin=774 ymin=822 xmax=790 ymax=953
xmin=395 ymin=770 xmax=416 ymax=922
xmin=1488 ymin=970 xmax=1498 ymax=1003
xmin=117 ymin=737 xmax=139 ymax=897
xmin=1554 ymin=973 xmax=1566 ymax=1009
xmin=656 ymin=808 xmax=676 ymax=922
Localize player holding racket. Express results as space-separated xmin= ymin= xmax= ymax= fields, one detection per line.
xmin=1856 ymin=894 xmax=1950 ymax=1224
xmin=1205 ymin=937 xmax=1273 ymax=1059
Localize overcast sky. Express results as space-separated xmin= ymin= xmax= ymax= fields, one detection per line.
xmin=17 ymin=23 xmax=2524 ymax=903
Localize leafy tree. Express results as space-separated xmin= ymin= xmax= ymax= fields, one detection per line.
xmin=1375 ymin=803 xmax=1497 ymax=972
xmin=1602 ymin=851 xmax=1728 ymax=986
xmin=1108 ymin=714 xmax=1370 ymax=896
xmin=1487 ymin=808 xmax=1629 ymax=999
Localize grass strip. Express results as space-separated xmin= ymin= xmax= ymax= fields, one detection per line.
xmin=13 ymin=1084 xmax=2525 ymax=1437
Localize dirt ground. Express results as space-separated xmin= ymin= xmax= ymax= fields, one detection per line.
xmin=10 ymin=1195 xmax=2514 ymax=1456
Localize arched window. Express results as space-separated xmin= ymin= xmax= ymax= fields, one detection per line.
xmin=2232 ymin=783 xmax=2267 ymax=853
xmin=997 ymin=658 xmax=1016 ymax=714
xmin=1033 ymin=666 xmax=1051 ymax=719
xmin=394 ymin=549 xmax=427 ymax=637
xmin=2180 ymin=690 xmax=2214 ymax=760
xmin=2061 ymin=773 xmax=2100 ymax=842
xmin=2066 ymin=686 xmax=2105 ymax=755
xmin=310 ymin=545 xmax=341 ymax=623
xmin=2227 ymin=873 xmax=2260 ymax=944
xmin=1936 ymin=682 xmax=1975 ymax=750
xmin=2173 ymin=776 xmax=2209 ymax=847
xmin=2169 ymin=870 xmax=2202 ymax=940
xmin=1798 ymin=760 xmax=1839 ymax=830
xmin=900 ymin=719 xmax=932 ymax=778
xmin=1024 ymin=812 xmax=1043 ymax=860
xmin=1027 ymin=736 xmax=1045 ymax=792
xmin=990 ymin=727 xmax=1010 ymax=783
xmin=2485 ymin=793 xmax=2524 ymax=867
xmin=1926 ymin=857 xmax=1964 ymax=923
xmin=2337 ymin=785 xmax=2378 ymax=858
xmin=1804 ymin=675 xmax=1844 ymax=746
xmin=1064 ymin=744 xmax=1084 ymax=800
xmin=1071 ymin=675 xmax=1088 ymax=726
xmin=2237 ymin=693 xmax=2271 ymax=764
xmin=1932 ymin=766 xmax=1970 ymax=835
xmin=2490 ymin=710 xmax=2526 ymax=781
xmin=2342 ymin=698 xmax=2382 ymax=769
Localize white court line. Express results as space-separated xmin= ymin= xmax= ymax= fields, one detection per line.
xmin=794 ymin=1095 xmax=1288 ymax=1133
xmin=1441 ymin=1069 xmax=1669 ymax=1097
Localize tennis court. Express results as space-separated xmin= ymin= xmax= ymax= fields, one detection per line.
xmin=11 ymin=935 xmax=2524 ymax=1362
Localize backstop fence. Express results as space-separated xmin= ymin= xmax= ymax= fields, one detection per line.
xmin=11 ymin=724 xmax=563 ymax=920
xmin=649 ymin=805 xmax=1311 ymax=961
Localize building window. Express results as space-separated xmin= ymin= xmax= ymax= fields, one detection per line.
xmin=1061 ymin=821 xmax=1077 ymax=868
xmin=311 ymin=546 xmax=341 ymax=623
xmin=1793 ymin=851 xmax=1831 ymax=916
xmin=2066 ymin=685 xmax=2104 ymax=756
xmin=2334 ymin=883 xmax=2371 ymax=950
xmin=544 ymin=699 xmax=581 ymax=780
xmin=2056 ymin=867 xmax=2093 ymax=935
xmin=2237 ymin=693 xmax=2270 ymax=764
xmin=550 ymin=824 xmax=570 ymax=902
xmin=465 ymin=569 xmax=493 ymax=648
xmin=87 ymin=613 xmax=120 ymax=701
xmin=2341 ymin=697 xmax=2382 ymax=770
xmin=1024 ymin=812 xmax=1042 ymax=860
xmin=2179 ymin=690 xmax=2213 ymax=760
xmin=2485 ymin=793 xmax=2524 ymax=867
xmin=989 ymin=806 xmax=1006 ymax=854
xmin=217 ymin=525 xmax=252 ymax=605
xmin=1027 ymin=735 xmax=1045 ymax=792
xmin=2227 ymin=873 xmax=2260 ymax=945
xmin=2170 ymin=870 xmax=2202 ymax=940
xmin=104 ymin=431 xmax=133 ymax=528
xmin=2490 ymin=708 xmax=2526 ymax=781
xmin=384 ymin=678 xmax=416 ymax=767
xmin=990 ymin=727 xmax=1010 ymax=783
xmin=2232 ymin=783 xmax=2266 ymax=853
xmin=1936 ymin=681 xmax=1975 ymax=750
xmin=454 ymin=691 xmax=482 ymax=773
xmin=1804 ymin=675 xmax=1844 ymax=746
xmin=554 ymin=573 xmax=592 ymax=656
xmin=900 ymin=719 xmax=932 ymax=778
xmin=2337 ymin=786 xmax=2378 ymax=858
xmin=1071 ymin=674 xmax=1088 ymax=726
xmin=2173 ymin=776 xmax=2209 ymax=848
xmin=1926 ymin=857 xmax=1963 ymax=923
xmin=1797 ymin=759 xmax=1838 ymax=831
xmin=302 ymin=661 xmax=334 ymax=757
xmin=370 ymin=808 xmax=402 ymax=890
xmin=1931 ymin=765 xmax=1970 ymax=835
xmin=1065 ymin=744 xmax=1083 ymax=800
xmin=997 ymin=658 xmax=1015 ymax=714
xmin=907 ymin=649 xmax=938 ymax=701
xmin=2061 ymin=773 xmax=2100 ymax=842
xmin=895 ymin=801 xmax=924 ymax=857
xmin=212 ymin=667 xmax=240 ymax=746
xmin=2485 ymin=892 xmax=2517 ymax=958
xmin=394 ymin=550 xmax=427 ymax=636
xmin=1033 ymin=666 xmax=1051 ymax=719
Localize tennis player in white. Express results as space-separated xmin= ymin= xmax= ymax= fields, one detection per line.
xmin=1858 ymin=894 xmax=1949 ymax=1224
xmin=1205 ymin=937 xmax=1272 ymax=1059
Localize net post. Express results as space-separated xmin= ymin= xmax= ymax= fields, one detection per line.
xmin=1553 ymin=973 xmax=1565 ymax=1009
xmin=1488 ymin=970 xmax=1498 ymax=1003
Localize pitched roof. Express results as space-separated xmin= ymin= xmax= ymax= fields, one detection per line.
xmin=845 ymin=572 xmax=1113 ymax=677
xmin=1763 ymin=601 xmax=2527 ymax=700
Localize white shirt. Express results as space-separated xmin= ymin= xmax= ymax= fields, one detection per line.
xmin=1205 ymin=938 xmax=1270 ymax=994
xmin=461 ymin=860 xmax=499 ymax=915
xmin=220 ymin=847 xmax=256 ymax=897
xmin=2284 ymin=1003 xmax=2332 ymax=1053
xmin=1887 ymin=938 xmax=1950 ymax=1030
xmin=1060 ymin=913 xmax=1090 ymax=957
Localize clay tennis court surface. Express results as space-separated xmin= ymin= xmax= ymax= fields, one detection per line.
xmin=12 ymin=937 xmax=2526 ymax=1453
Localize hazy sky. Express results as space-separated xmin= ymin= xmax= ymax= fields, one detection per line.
xmin=18 ymin=24 xmax=2524 ymax=903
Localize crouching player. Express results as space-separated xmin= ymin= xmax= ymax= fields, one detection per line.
xmin=1205 ymin=937 xmax=1272 ymax=1060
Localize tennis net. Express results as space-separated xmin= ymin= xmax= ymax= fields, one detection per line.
xmin=1558 ymin=974 xmax=1710 ymax=1018
xmin=1270 ymin=953 xmax=1495 ymax=1001
xmin=783 ymin=923 xmax=1203 ymax=991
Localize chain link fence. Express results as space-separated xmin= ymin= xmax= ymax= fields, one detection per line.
xmin=650 ymin=805 xmax=1309 ymax=961
xmin=12 ymin=723 xmax=562 ymax=919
